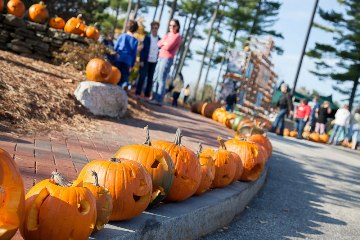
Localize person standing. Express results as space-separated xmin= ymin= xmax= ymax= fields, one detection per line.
xmin=135 ymin=21 xmax=161 ymax=98
xmin=271 ymin=83 xmax=294 ymax=136
xmin=315 ymin=101 xmax=332 ymax=134
xmin=294 ymin=98 xmax=312 ymax=139
xmin=309 ymin=96 xmax=320 ymax=132
xmin=328 ymin=104 xmax=351 ymax=145
xmin=114 ymin=20 xmax=139 ymax=89
xmin=343 ymin=108 xmax=360 ymax=149
xmin=225 ymin=91 xmax=237 ymax=112
xmin=150 ymin=19 xmax=182 ymax=106
xmin=171 ymin=73 xmax=184 ymax=107
xmin=183 ymin=84 xmax=191 ymax=104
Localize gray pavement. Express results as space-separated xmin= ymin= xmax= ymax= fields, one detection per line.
xmin=200 ymin=134 xmax=360 ymax=240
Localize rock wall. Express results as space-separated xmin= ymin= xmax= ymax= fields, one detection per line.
xmin=0 ymin=14 xmax=90 ymax=61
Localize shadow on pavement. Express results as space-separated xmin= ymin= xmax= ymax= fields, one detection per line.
xmin=200 ymin=149 xmax=351 ymax=239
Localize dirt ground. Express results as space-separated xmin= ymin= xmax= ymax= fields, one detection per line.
xmin=0 ymin=50 xmax=154 ymax=135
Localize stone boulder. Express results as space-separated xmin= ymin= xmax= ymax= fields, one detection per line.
xmin=74 ymin=81 xmax=128 ymax=118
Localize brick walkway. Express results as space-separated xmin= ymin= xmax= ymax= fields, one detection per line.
xmin=1 ymin=103 xmax=234 ymax=192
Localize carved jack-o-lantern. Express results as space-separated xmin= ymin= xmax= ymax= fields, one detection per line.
xmin=77 ymin=158 xmax=152 ymax=221
xmin=0 ymin=148 xmax=25 ymax=240
xmin=152 ymin=128 xmax=201 ymax=202
xmin=113 ymin=126 xmax=174 ymax=206
xmin=195 ymin=143 xmax=215 ymax=195
xmin=80 ymin=171 xmax=113 ymax=232
xmin=203 ymin=138 xmax=237 ymax=188
xmin=225 ymin=139 xmax=266 ymax=182
xmin=20 ymin=172 xmax=97 ymax=240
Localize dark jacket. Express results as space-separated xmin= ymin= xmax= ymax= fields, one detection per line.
xmin=277 ymin=92 xmax=293 ymax=112
xmin=140 ymin=34 xmax=161 ymax=62
xmin=226 ymin=93 xmax=237 ymax=105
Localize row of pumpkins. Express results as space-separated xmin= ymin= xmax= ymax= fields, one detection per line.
xmin=0 ymin=0 xmax=100 ymax=40
xmin=0 ymin=124 xmax=272 ymax=240
xmin=283 ymin=128 xmax=330 ymax=143
xmin=191 ymin=102 xmax=272 ymax=136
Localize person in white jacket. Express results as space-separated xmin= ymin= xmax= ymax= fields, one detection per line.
xmin=343 ymin=108 xmax=360 ymax=149
xmin=328 ymin=104 xmax=351 ymax=145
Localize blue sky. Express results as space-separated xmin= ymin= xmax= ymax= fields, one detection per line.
xmin=138 ymin=0 xmax=352 ymax=103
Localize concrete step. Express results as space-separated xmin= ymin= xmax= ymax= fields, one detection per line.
xmin=91 ymin=165 xmax=269 ymax=240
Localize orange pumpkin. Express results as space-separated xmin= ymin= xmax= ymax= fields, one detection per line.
xmin=28 ymin=1 xmax=48 ymax=23
xmin=283 ymin=128 xmax=290 ymax=137
xmin=309 ymin=132 xmax=320 ymax=142
xmin=64 ymin=14 xmax=86 ymax=35
xmin=107 ymin=66 xmax=121 ymax=85
xmin=319 ymin=134 xmax=329 ymax=143
xmin=85 ymin=25 xmax=100 ymax=41
xmin=6 ymin=0 xmax=25 ymax=18
xmin=212 ymin=108 xmax=226 ymax=121
xmin=247 ymin=133 xmax=272 ymax=159
xmin=203 ymin=138 xmax=237 ymax=188
xmin=48 ymin=16 xmax=65 ymax=29
xmin=289 ymin=130 xmax=298 ymax=138
xmin=77 ymin=158 xmax=152 ymax=221
xmin=152 ymin=129 xmax=201 ymax=202
xmin=224 ymin=139 xmax=266 ymax=181
xmin=20 ymin=172 xmax=97 ymax=240
xmin=302 ymin=131 xmax=311 ymax=140
xmin=80 ymin=171 xmax=113 ymax=233
xmin=113 ymin=126 xmax=174 ymax=206
xmin=85 ymin=58 xmax=112 ymax=83
xmin=230 ymin=151 xmax=243 ymax=182
xmin=195 ymin=143 xmax=215 ymax=195
xmin=0 ymin=0 xmax=4 ymax=12
xmin=0 ymin=148 xmax=25 ymax=240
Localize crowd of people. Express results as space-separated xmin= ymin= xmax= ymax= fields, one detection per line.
xmin=100 ymin=20 xmax=359 ymax=150
xmin=270 ymin=83 xmax=360 ymax=150
xmin=101 ymin=19 xmax=190 ymax=107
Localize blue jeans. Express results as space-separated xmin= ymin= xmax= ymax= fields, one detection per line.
xmin=152 ymin=57 xmax=173 ymax=103
xmin=226 ymin=104 xmax=234 ymax=112
xmin=271 ymin=109 xmax=288 ymax=136
xmin=116 ymin=62 xmax=130 ymax=88
xmin=295 ymin=118 xmax=307 ymax=138
xmin=136 ymin=62 xmax=157 ymax=97
xmin=329 ymin=124 xmax=346 ymax=144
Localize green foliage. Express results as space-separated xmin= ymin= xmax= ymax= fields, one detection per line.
xmin=307 ymin=0 xmax=360 ymax=109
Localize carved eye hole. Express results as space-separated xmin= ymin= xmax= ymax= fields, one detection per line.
xmin=133 ymin=195 xmax=141 ymax=202
xmin=151 ymin=160 xmax=160 ymax=168
xmin=78 ymin=200 xmax=91 ymax=215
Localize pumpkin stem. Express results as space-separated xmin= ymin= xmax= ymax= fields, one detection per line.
xmin=196 ymin=142 xmax=203 ymax=158
xmin=217 ymin=136 xmax=227 ymax=150
xmin=77 ymin=14 xmax=83 ymax=19
xmin=110 ymin=157 xmax=120 ymax=163
xmin=91 ymin=171 xmax=100 ymax=187
xmin=144 ymin=125 xmax=151 ymax=146
xmin=174 ymin=128 xmax=182 ymax=146
xmin=51 ymin=171 xmax=72 ymax=187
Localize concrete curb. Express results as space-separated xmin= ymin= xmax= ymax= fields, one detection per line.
xmin=91 ymin=165 xmax=269 ymax=240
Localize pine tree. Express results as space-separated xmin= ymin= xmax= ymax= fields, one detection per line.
xmin=306 ymin=0 xmax=360 ymax=110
